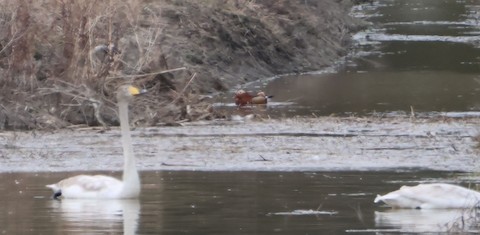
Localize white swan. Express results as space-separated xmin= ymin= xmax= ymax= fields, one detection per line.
xmin=46 ymin=85 xmax=145 ymax=199
xmin=374 ymin=183 xmax=480 ymax=209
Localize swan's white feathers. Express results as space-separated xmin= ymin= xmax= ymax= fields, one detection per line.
xmin=46 ymin=85 xmax=143 ymax=199
xmin=47 ymin=175 xmax=124 ymax=199
xmin=375 ymin=183 xmax=480 ymax=209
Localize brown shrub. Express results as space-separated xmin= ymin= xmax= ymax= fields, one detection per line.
xmin=0 ymin=0 xmax=215 ymax=130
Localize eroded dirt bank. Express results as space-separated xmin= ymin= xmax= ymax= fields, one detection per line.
xmin=1 ymin=117 xmax=479 ymax=173
xmin=0 ymin=0 xmax=364 ymax=130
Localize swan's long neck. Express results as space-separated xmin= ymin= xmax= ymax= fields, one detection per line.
xmin=118 ymin=100 xmax=140 ymax=197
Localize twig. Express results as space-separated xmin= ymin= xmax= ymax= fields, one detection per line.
xmin=106 ymin=67 xmax=187 ymax=79
xmin=316 ymin=202 xmax=324 ymax=211
xmin=361 ymin=146 xmax=447 ymax=150
xmin=171 ymin=72 xmax=197 ymax=103
xmin=0 ymin=31 xmax=27 ymax=55
xmin=181 ymin=72 xmax=197 ymax=95
xmin=161 ymin=162 xmax=201 ymax=167
xmin=253 ymin=154 xmax=271 ymax=162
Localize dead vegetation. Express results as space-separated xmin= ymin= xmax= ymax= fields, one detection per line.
xmin=0 ymin=0 xmax=362 ymax=130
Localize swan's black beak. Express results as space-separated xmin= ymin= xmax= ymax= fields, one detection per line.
xmin=52 ymin=191 xmax=62 ymax=200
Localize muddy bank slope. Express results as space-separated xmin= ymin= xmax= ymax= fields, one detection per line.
xmin=1 ymin=117 xmax=479 ymax=173
xmin=158 ymin=0 xmax=363 ymax=89
xmin=0 ymin=0 xmax=363 ymax=130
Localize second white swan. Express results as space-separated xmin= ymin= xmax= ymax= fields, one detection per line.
xmin=374 ymin=183 xmax=480 ymax=209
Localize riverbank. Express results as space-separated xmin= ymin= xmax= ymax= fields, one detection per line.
xmin=1 ymin=116 xmax=479 ymax=173
xmin=0 ymin=0 xmax=364 ymax=130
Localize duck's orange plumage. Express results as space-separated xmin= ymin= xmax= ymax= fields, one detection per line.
xmin=234 ymin=90 xmax=253 ymax=106
xmin=234 ymin=90 xmax=272 ymax=106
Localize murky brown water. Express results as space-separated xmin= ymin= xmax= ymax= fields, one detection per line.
xmin=217 ymin=0 xmax=480 ymax=118
xmin=2 ymin=171 xmax=480 ymax=234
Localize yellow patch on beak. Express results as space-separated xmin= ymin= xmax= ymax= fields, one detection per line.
xmin=128 ymin=86 xmax=141 ymax=96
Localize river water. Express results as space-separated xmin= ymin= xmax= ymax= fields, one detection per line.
xmin=220 ymin=0 xmax=480 ymax=118
xmin=2 ymin=171 xmax=480 ymax=234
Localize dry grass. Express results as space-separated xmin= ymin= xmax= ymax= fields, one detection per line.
xmin=0 ymin=0 xmax=361 ymax=130
xmin=0 ymin=0 xmax=215 ymax=130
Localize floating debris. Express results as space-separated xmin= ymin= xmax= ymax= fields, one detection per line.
xmin=268 ymin=209 xmax=338 ymax=216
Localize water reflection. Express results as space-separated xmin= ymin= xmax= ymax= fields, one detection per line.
xmin=48 ymin=199 xmax=140 ymax=235
xmin=375 ymin=208 xmax=480 ymax=233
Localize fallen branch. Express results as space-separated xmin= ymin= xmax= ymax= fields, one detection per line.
xmin=161 ymin=162 xmax=202 ymax=167
xmin=361 ymin=146 xmax=447 ymax=151
xmin=138 ymin=132 xmax=443 ymax=138
xmin=106 ymin=67 xmax=187 ymax=79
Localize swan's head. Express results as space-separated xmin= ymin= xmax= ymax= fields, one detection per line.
xmin=117 ymin=85 xmax=147 ymax=102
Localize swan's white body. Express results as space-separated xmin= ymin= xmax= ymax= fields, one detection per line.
xmin=46 ymin=85 xmax=144 ymax=199
xmin=374 ymin=183 xmax=480 ymax=209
